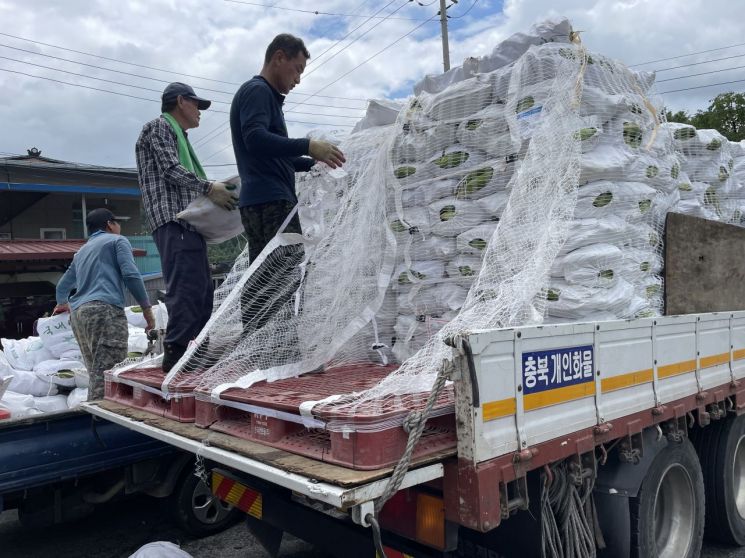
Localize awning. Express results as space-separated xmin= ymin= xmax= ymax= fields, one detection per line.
xmin=0 ymin=239 xmax=146 ymax=261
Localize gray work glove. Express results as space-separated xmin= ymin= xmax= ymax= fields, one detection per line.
xmin=309 ymin=140 xmax=346 ymax=169
xmin=207 ymin=181 xmax=239 ymax=210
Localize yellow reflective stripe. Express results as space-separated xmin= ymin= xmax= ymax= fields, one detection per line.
xmin=601 ymin=368 xmax=653 ymax=393
xmin=658 ymin=359 xmax=697 ymax=378
xmin=700 ymin=352 xmax=730 ymax=369
xmin=733 ymin=348 xmax=745 ymax=361
xmin=482 ymin=398 xmax=516 ymax=422
xmin=524 ymin=381 xmax=594 ymax=411
xmin=247 ymin=493 xmax=263 ymax=519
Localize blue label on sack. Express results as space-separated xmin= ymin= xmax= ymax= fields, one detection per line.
xmin=516 ymin=105 xmax=543 ymax=119
xmin=522 ymin=345 xmax=594 ymax=394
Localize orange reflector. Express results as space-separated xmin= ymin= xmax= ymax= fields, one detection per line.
xmin=211 ymin=471 xmax=262 ymax=519
xmin=415 ymin=492 xmax=446 ymax=549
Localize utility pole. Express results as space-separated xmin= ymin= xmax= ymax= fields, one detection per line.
xmin=439 ymin=0 xmax=450 ymax=71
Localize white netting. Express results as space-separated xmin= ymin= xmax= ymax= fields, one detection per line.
xmin=110 ymin=18 xmax=682 ymax=436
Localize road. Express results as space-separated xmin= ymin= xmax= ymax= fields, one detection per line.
xmin=1 ymin=494 xmax=744 ymax=558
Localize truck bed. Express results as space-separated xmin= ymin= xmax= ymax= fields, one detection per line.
xmin=84 ymin=400 xmax=452 ymax=509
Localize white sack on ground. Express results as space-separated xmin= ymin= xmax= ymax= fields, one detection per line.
xmin=128 ymin=541 xmax=193 ymax=558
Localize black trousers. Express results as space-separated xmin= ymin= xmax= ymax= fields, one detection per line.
xmin=153 ymin=222 xmax=213 ymax=347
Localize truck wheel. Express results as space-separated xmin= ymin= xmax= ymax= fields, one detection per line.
xmin=693 ymin=414 xmax=745 ymax=545
xmin=629 ymin=439 xmax=704 ymax=558
xmin=170 ymin=469 xmax=239 ymax=537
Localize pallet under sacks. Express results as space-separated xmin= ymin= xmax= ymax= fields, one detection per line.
xmin=105 ymin=363 xmax=456 ymax=470
xmin=104 ymin=367 xmax=198 ymax=422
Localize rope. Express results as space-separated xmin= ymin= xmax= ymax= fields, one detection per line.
xmin=374 ymin=358 xmax=452 ymax=515
xmin=362 ymin=358 xmax=452 ymax=558
xmin=366 ymin=513 xmax=387 ymax=557
xmin=541 ymin=461 xmax=599 ymax=558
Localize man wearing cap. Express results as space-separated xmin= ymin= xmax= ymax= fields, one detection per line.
xmin=136 ymin=82 xmax=237 ymax=372
xmin=54 ymin=209 xmax=155 ymax=400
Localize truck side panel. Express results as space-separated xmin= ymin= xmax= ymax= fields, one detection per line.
xmin=0 ymin=410 xmax=173 ymax=496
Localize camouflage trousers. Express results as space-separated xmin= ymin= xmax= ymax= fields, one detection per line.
xmin=240 ymin=200 xmax=302 ymax=264
xmin=239 ymin=201 xmax=304 ymax=335
xmin=70 ymin=301 xmax=128 ymax=401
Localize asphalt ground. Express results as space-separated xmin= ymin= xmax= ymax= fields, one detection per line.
xmin=1 ymin=493 xmax=744 ymax=558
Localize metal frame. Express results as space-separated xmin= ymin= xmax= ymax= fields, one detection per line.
xmin=82 ymin=402 xmax=443 ymax=510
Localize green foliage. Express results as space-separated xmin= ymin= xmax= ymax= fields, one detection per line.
xmin=665 ymin=92 xmax=745 ymax=141
xmin=207 ymin=236 xmax=247 ymax=266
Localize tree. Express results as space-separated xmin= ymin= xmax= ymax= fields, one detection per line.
xmin=666 ymin=92 xmax=745 ymax=141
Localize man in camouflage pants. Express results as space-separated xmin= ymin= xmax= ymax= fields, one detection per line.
xmin=55 ymin=209 xmax=155 ymax=400
xmin=229 ymin=34 xmax=344 ymax=329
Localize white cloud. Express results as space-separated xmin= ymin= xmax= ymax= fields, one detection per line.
xmin=1 ymin=0 xmax=744 ymax=172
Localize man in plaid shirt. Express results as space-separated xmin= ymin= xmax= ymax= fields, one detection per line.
xmin=136 ymin=82 xmax=237 ymax=372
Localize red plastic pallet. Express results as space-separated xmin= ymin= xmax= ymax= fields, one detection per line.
xmin=104 ymin=367 xmax=198 ymax=422
xmin=195 ymin=363 xmax=457 ymax=470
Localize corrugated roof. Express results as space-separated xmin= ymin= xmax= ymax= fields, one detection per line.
xmin=0 ymin=239 xmax=146 ymax=261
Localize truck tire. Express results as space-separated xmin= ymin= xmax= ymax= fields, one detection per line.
xmin=692 ymin=414 xmax=745 ymax=545
xmin=170 ymin=468 xmax=239 ymax=537
xmin=629 ymin=438 xmax=704 ymax=558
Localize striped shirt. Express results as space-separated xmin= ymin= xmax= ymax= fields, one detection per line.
xmin=135 ymin=115 xmax=211 ymax=233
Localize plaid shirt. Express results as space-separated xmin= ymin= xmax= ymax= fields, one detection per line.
xmin=135 ymin=115 xmax=211 ymax=233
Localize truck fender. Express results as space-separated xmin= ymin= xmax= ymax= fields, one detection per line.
xmin=593 ymin=428 xmax=670 ymax=558
xmin=594 ymin=427 xmax=669 ymax=498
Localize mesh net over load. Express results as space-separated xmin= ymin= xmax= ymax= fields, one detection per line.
xmin=111 ymin=18 xmax=680 ymax=434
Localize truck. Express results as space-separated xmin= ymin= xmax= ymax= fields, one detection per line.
xmin=0 ymin=381 xmax=238 ymax=538
xmin=75 ymin=213 xmax=745 ymax=557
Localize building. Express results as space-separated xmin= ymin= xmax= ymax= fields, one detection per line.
xmin=0 ymin=149 xmax=162 ymax=339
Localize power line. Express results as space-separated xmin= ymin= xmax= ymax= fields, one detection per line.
xmin=0 ymin=67 xmax=354 ymax=127
xmin=0 ymin=42 xmax=236 ymax=95
xmin=0 ymin=31 xmax=240 ymax=85
xmin=299 ymin=12 xmax=439 ymax=103
xmin=0 ymin=54 xmax=165 ymax=94
xmin=658 ymin=78 xmax=745 ymax=95
xmin=448 ymin=0 xmax=480 ymax=19
xmin=0 ymin=34 xmax=369 ymax=102
xmin=655 ymin=52 xmax=745 ymax=73
xmin=222 ymin=0 xmax=433 ymax=20
xmin=0 ymin=57 xmax=362 ymax=119
xmin=199 ymin=8 xmax=436 ymax=152
xmin=630 ymin=41 xmax=745 ymax=68
xmin=300 ymin=0 xmax=406 ymax=81
xmin=196 ymin=1 xmax=424 ymax=149
xmin=308 ymin=0 xmax=391 ymax=65
xmin=655 ymin=63 xmax=745 ymax=83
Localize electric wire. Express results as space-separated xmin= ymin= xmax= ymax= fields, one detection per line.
xmin=222 ymin=0 xmax=433 ymax=20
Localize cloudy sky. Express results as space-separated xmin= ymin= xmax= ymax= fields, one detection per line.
xmin=1 ymin=0 xmax=744 ymax=177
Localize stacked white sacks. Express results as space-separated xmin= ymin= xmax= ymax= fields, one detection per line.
xmin=666 ymin=124 xmax=740 ymax=223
